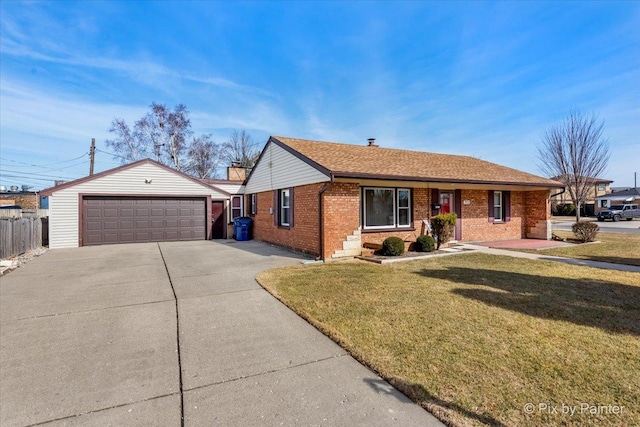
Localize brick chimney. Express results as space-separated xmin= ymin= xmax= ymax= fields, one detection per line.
xmin=227 ymin=165 xmax=247 ymax=181
xmin=367 ymin=138 xmax=378 ymax=147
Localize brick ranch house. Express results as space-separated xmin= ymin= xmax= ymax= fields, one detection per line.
xmin=243 ymin=136 xmax=564 ymax=260
xmin=40 ymin=136 xmax=563 ymax=259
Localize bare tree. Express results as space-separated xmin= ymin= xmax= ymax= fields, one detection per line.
xmin=106 ymin=102 xmax=200 ymax=173
xmin=537 ymin=110 xmax=610 ymax=222
xmin=186 ymin=135 xmax=222 ymax=179
xmin=222 ymin=129 xmax=259 ymax=168
xmin=105 ymin=118 xmax=148 ymax=162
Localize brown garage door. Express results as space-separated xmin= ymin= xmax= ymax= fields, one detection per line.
xmin=82 ymin=197 xmax=206 ymax=246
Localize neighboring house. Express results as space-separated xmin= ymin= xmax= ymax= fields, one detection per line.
xmin=550 ymin=175 xmax=613 ymax=216
xmin=595 ymin=187 xmax=640 ymax=211
xmin=0 ymin=190 xmax=41 ymax=209
xmin=40 ymin=160 xmax=245 ymax=249
xmin=243 ymin=136 xmax=564 ymax=260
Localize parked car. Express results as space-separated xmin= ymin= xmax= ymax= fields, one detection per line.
xmin=597 ymin=204 xmax=640 ymax=221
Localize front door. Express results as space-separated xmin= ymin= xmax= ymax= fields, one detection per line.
xmin=211 ymin=201 xmax=225 ymax=239
xmin=439 ymin=192 xmax=458 ymax=240
xmin=440 ymin=193 xmax=452 ymax=214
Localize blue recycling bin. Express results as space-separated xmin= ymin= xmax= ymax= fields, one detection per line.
xmin=233 ymin=217 xmax=252 ymax=241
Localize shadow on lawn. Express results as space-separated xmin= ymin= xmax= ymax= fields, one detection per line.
xmin=364 ymin=377 xmax=508 ymax=426
xmin=418 ymin=267 xmax=640 ymax=336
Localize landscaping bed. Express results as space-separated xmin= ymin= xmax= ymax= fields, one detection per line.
xmin=258 ymin=253 xmax=640 ymax=427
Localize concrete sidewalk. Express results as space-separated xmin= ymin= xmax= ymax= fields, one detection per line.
xmin=463 ymin=243 xmax=640 ymax=273
xmin=0 ymin=240 xmax=442 ymax=427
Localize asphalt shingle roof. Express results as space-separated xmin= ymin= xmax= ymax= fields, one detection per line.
xmin=272 ymin=136 xmax=563 ymax=187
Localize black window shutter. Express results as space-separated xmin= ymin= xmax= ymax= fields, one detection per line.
xmin=504 ymin=191 xmax=511 ymax=222
xmin=289 ymin=187 xmax=294 ymax=228
xmin=431 ymin=188 xmax=439 ymax=216
xmin=488 ymin=190 xmax=494 ymax=223
xmin=274 ymin=190 xmax=278 ymax=226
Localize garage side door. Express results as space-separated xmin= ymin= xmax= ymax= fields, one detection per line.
xmin=82 ymin=197 xmax=206 ymax=246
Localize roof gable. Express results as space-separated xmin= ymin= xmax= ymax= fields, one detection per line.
xmin=272 ymin=136 xmax=563 ymax=188
xmin=595 ymin=187 xmax=640 ymax=199
xmin=40 ymin=159 xmax=220 ymax=196
xmin=245 ymin=139 xmax=330 ymax=193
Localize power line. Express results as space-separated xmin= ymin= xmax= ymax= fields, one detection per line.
xmin=0 ymin=152 xmax=89 ymax=170
xmin=95 ymin=148 xmax=130 ymax=161
xmin=0 ymin=169 xmax=81 ymax=180
xmin=2 ymin=160 xmax=91 ymax=172
xmin=0 ymin=174 xmax=62 ymax=183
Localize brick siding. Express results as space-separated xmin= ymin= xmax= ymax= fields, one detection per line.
xmin=459 ymin=190 xmax=522 ymax=241
xmin=252 ymin=183 xmax=324 ymax=256
xmin=524 ymin=190 xmax=551 ymax=230
xmin=0 ymin=194 xmax=39 ymax=209
xmin=251 ymin=182 xmax=551 ymax=259
xmin=321 ymin=183 xmax=361 ymax=259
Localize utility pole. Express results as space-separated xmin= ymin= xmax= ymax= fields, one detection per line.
xmin=89 ymin=138 xmax=96 ymax=176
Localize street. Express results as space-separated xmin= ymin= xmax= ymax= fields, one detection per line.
xmin=552 ymin=218 xmax=640 ymax=234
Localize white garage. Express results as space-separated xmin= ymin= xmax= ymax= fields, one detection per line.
xmin=41 ymin=160 xmax=232 ymax=249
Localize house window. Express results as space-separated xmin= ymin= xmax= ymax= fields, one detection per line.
xmin=494 ymin=191 xmax=503 ymax=222
xmin=250 ymin=194 xmax=257 ymax=215
xmin=363 ymin=187 xmax=411 ymax=229
xmin=598 ymin=183 xmax=606 ymax=191
xmin=600 ymin=200 xmax=608 ymax=208
xmin=230 ymin=195 xmax=243 ymax=220
xmin=280 ymin=189 xmax=290 ymax=226
xmin=398 ymin=189 xmax=411 ymax=226
xmin=489 ymin=190 xmax=510 ymax=223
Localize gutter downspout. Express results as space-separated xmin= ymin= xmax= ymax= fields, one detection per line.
xmin=317 ymin=173 xmax=334 ymax=261
xmin=550 ymin=187 xmax=566 ymax=202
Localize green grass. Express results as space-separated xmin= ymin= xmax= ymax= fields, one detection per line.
xmin=525 ymin=232 xmax=640 ymax=266
xmin=257 ymin=254 xmax=640 ymax=427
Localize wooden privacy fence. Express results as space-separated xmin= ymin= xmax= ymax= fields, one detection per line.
xmin=0 ymin=214 xmax=49 ymax=259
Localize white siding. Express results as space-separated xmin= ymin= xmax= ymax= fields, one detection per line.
xmin=245 ymin=141 xmax=329 ymax=193
xmin=49 ymin=163 xmax=227 ymax=249
xmin=213 ymin=183 xmax=245 ymax=195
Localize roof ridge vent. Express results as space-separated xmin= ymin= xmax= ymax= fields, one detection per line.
xmin=367 ymin=138 xmax=378 ymax=147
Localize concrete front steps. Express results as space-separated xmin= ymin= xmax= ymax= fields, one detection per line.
xmin=331 ymin=229 xmax=362 ymax=258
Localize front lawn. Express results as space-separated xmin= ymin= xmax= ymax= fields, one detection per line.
xmin=531 ymin=232 xmax=640 ymax=266
xmin=257 ymin=253 xmax=640 ymax=427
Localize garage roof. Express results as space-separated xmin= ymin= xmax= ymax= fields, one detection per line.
xmin=40 ymin=159 xmax=227 ymax=196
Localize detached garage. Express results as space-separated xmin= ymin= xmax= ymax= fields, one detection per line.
xmin=41 ymin=159 xmax=231 ymax=249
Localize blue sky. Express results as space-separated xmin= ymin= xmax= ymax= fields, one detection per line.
xmin=1 ymin=1 xmax=638 ymax=190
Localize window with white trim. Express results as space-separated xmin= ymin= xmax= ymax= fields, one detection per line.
xmin=363 ymin=187 xmax=411 ymax=229
xmin=280 ymin=189 xmax=290 ymax=226
xmin=600 ymin=200 xmax=608 ymax=208
xmin=397 ymin=189 xmax=411 ymax=227
xmin=230 ymin=195 xmax=243 ymax=220
xmin=493 ymin=191 xmax=503 ymax=222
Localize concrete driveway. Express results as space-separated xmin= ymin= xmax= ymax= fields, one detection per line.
xmin=0 ymin=240 xmax=442 ymax=426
